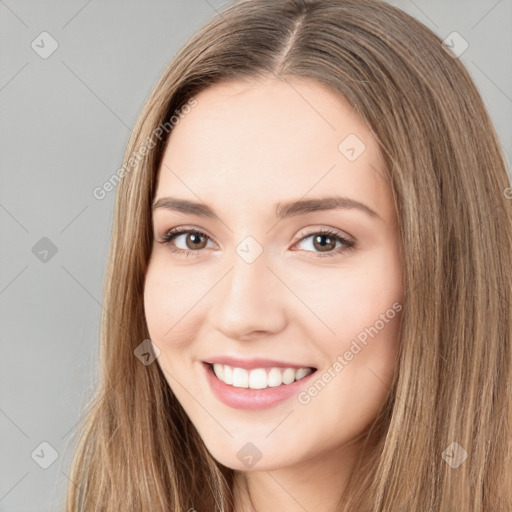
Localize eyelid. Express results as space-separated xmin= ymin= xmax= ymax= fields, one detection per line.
xmin=159 ymin=225 xmax=216 ymax=243
xmin=294 ymin=225 xmax=355 ymax=245
xmin=158 ymin=225 xmax=217 ymax=250
xmin=158 ymin=224 xmax=353 ymax=243
xmin=157 ymin=224 xmax=356 ymax=258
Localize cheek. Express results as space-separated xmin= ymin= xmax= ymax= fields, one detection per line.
xmin=298 ymin=309 xmax=402 ymax=444
xmin=302 ymin=251 xmax=403 ymax=429
xmin=293 ymin=249 xmax=403 ymax=354
xmin=143 ymin=256 xmax=200 ymax=352
xmin=143 ymin=265 xmax=172 ymax=341
xmin=143 ymin=258 xmax=205 ymax=399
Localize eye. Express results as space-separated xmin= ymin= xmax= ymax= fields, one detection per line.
xmin=157 ymin=227 xmax=215 ymax=256
xmin=292 ymin=228 xmax=356 ymax=258
xmin=157 ymin=226 xmax=356 ymax=258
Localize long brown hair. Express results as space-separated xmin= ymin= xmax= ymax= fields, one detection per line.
xmin=64 ymin=0 xmax=512 ymax=510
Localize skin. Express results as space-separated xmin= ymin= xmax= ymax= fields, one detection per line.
xmin=143 ymin=76 xmax=404 ymax=512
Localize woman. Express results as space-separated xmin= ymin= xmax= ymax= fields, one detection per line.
xmin=65 ymin=0 xmax=512 ymax=510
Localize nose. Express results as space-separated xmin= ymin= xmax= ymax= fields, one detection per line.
xmin=210 ymin=250 xmax=288 ymax=341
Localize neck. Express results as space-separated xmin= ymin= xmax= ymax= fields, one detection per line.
xmin=232 ymin=437 xmax=364 ymax=512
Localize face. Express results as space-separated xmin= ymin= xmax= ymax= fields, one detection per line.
xmin=143 ymin=76 xmax=404 ymax=472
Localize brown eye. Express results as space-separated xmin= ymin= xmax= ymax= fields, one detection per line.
xmin=159 ymin=228 xmax=213 ymax=255
xmin=293 ymin=228 xmax=356 ymax=258
xmin=185 ymin=232 xmax=208 ymax=250
xmin=311 ymin=233 xmax=337 ymax=252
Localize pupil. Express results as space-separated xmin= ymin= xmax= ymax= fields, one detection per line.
xmin=189 ymin=233 xmax=204 ymax=248
xmin=315 ymin=234 xmax=334 ymax=251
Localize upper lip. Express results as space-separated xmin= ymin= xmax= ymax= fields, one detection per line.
xmin=203 ymin=356 xmax=317 ymax=370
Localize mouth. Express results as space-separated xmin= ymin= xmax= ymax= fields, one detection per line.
xmin=201 ymin=361 xmax=318 ymax=410
xmin=204 ymin=362 xmax=317 ymax=390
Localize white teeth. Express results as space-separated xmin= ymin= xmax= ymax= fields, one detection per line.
xmin=295 ymin=368 xmax=310 ymax=380
xmin=213 ymin=363 xmax=224 ymax=381
xmin=267 ymin=367 xmax=282 ymax=387
xmin=232 ymin=368 xmax=249 ymax=388
xmin=211 ymin=364 xmax=313 ymax=389
xmin=224 ymin=365 xmax=233 ymax=385
xmin=282 ymin=368 xmax=295 ymax=385
xmin=248 ymin=368 xmax=267 ymax=389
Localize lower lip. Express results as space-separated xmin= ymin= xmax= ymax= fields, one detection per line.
xmin=202 ymin=362 xmax=316 ymax=410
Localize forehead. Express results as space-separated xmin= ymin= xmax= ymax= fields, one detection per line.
xmin=156 ymin=77 xmax=391 ymax=221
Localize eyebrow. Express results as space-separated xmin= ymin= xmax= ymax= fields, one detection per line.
xmin=152 ymin=196 xmax=381 ymax=221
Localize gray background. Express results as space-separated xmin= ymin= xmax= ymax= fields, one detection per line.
xmin=0 ymin=1 xmax=510 ymax=510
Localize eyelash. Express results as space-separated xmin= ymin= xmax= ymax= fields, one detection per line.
xmin=157 ymin=226 xmax=356 ymax=259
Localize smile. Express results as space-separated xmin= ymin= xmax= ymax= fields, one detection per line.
xmin=211 ymin=363 xmax=314 ymax=390
xmin=202 ymin=361 xmax=318 ymax=410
